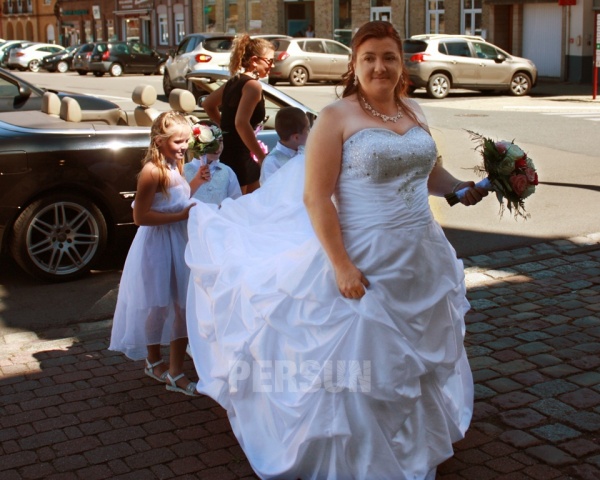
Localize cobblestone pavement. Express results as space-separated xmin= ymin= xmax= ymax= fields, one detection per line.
xmin=1 ymin=232 xmax=600 ymax=480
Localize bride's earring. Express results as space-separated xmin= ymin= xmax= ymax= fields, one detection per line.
xmin=353 ymin=75 xmax=358 ymax=87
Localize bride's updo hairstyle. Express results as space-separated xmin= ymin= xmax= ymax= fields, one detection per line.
xmin=341 ymin=21 xmax=421 ymax=125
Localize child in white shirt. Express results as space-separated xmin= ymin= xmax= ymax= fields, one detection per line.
xmin=184 ymin=121 xmax=242 ymax=205
xmin=259 ymin=107 xmax=310 ymax=186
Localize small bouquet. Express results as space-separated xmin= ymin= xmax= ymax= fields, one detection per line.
xmin=188 ymin=121 xmax=223 ymax=158
xmin=445 ymin=130 xmax=538 ymax=219
xmin=251 ymin=121 xmax=269 ymax=164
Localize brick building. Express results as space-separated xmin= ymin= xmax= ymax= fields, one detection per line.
xmin=2 ymin=0 xmax=598 ymax=83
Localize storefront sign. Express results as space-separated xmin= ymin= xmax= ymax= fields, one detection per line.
xmin=558 ymin=0 xmax=576 ymax=5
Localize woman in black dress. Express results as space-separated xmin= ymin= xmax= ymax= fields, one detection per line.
xmin=203 ymin=35 xmax=275 ymax=194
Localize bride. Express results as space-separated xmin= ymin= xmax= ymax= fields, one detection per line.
xmin=186 ymin=20 xmax=488 ymax=480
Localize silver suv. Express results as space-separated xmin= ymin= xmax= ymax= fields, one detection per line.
xmin=403 ymin=35 xmax=537 ymax=99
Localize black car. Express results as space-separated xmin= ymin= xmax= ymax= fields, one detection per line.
xmin=0 ymin=67 xmax=123 ymax=112
xmin=0 ymin=71 xmax=317 ymax=281
xmin=88 ymin=41 xmax=167 ymax=77
xmin=0 ymin=110 xmax=149 ymax=282
xmin=72 ymin=43 xmax=95 ymax=75
xmin=40 ymin=44 xmax=83 ymax=73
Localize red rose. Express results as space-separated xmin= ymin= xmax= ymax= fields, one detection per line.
xmin=192 ymin=125 xmax=201 ymax=136
xmin=515 ymin=157 xmax=528 ymax=169
xmin=524 ymin=167 xmax=538 ymax=185
xmin=509 ymin=174 xmax=529 ymax=197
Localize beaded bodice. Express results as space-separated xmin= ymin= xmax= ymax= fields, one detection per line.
xmin=335 ymin=127 xmax=437 ymax=229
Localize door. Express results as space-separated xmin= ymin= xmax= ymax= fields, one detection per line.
xmin=171 ymin=36 xmax=201 ymax=87
xmin=130 ymin=43 xmax=156 ymax=73
xmin=471 ymin=40 xmax=510 ymax=86
xmin=324 ymin=40 xmax=351 ymax=79
xmin=523 ymin=4 xmax=561 ymax=78
xmin=301 ymin=40 xmax=330 ymax=80
xmin=439 ymin=40 xmax=480 ymax=87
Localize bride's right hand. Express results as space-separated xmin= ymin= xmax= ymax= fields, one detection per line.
xmin=334 ymin=262 xmax=370 ymax=299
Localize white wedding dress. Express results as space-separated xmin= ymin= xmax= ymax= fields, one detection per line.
xmin=186 ymin=127 xmax=473 ymax=480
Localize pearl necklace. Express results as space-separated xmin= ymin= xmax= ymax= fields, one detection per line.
xmin=360 ymin=94 xmax=403 ymax=123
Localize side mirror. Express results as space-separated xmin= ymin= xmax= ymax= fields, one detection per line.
xmin=18 ymin=85 xmax=32 ymax=99
xmin=495 ymin=54 xmax=506 ymax=64
xmin=197 ymin=94 xmax=209 ymax=110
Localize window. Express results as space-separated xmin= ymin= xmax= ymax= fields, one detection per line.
xmin=247 ymin=0 xmax=261 ymax=33
xmin=441 ymin=41 xmax=472 ymax=57
xmin=426 ymin=0 xmax=445 ymax=34
xmin=304 ymin=41 xmax=324 ymax=53
xmin=158 ymin=14 xmax=168 ymax=45
xmin=175 ymin=13 xmax=185 ymax=44
xmin=335 ymin=0 xmax=352 ymax=29
xmin=472 ymin=41 xmax=498 ymax=59
xmin=225 ymin=0 xmax=237 ymax=34
xmin=203 ymin=0 xmax=216 ymax=32
xmin=462 ymin=0 xmax=482 ymax=37
xmin=325 ymin=40 xmax=350 ymax=55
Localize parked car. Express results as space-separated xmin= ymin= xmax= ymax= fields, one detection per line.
xmin=72 ymin=43 xmax=95 ymax=75
xmin=0 ymin=67 xmax=123 ymax=112
xmin=403 ymin=34 xmax=538 ymax=99
xmin=333 ymin=29 xmax=352 ymax=47
xmin=0 ymin=70 xmax=317 ymax=281
xmin=8 ymin=43 xmax=65 ymax=72
xmin=40 ymin=44 xmax=83 ymax=73
xmin=267 ymin=38 xmax=351 ymax=86
xmin=186 ymin=69 xmax=318 ymax=134
xmin=163 ymin=33 xmax=234 ymax=96
xmin=0 ymin=41 xmax=37 ymax=68
xmin=163 ymin=34 xmax=294 ymax=96
xmin=88 ymin=41 xmax=167 ymax=77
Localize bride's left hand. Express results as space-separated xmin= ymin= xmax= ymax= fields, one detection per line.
xmin=335 ymin=262 xmax=370 ymax=299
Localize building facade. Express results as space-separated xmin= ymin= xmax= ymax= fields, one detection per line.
xmin=2 ymin=0 xmax=598 ymax=83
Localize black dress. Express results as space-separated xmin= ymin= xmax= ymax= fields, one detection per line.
xmin=220 ymin=74 xmax=266 ymax=186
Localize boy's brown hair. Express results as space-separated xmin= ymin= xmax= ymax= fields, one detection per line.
xmin=275 ymin=107 xmax=309 ymax=141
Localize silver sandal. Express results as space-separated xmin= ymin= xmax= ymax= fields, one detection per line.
xmin=144 ymin=359 xmax=169 ymax=383
xmin=165 ymin=373 xmax=199 ymax=396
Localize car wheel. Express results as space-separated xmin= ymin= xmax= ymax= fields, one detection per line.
xmin=10 ymin=195 xmax=108 ymax=282
xmin=93 ymin=71 xmax=104 ymax=77
xmin=57 ymin=61 xmax=69 ymax=73
xmin=509 ymin=72 xmax=532 ymax=96
xmin=28 ymin=60 xmax=41 ymax=72
xmin=289 ymin=66 xmax=308 ymax=86
xmin=77 ymin=70 xmax=87 ymax=75
xmin=163 ymin=71 xmax=173 ymax=96
xmin=426 ymin=73 xmax=450 ymax=99
xmin=156 ymin=62 xmax=166 ymax=75
xmin=109 ymin=63 xmax=123 ymax=77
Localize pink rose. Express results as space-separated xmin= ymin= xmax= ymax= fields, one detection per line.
xmin=509 ymin=174 xmax=529 ymax=197
xmin=524 ymin=167 xmax=538 ymax=185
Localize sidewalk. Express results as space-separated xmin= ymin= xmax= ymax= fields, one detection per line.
xmin=530 ymin=79 xmax=599 ymax=102
xmin=1 ymin=233 xmax=600 ymax=479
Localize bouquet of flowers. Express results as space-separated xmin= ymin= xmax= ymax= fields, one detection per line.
xmin=445 ymin=130 xmax=538 ymax=219
xmin=188 ymin=121 xmax=223 ymax=158
xmin=250 ymin=122 xmax=269 ymax=164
